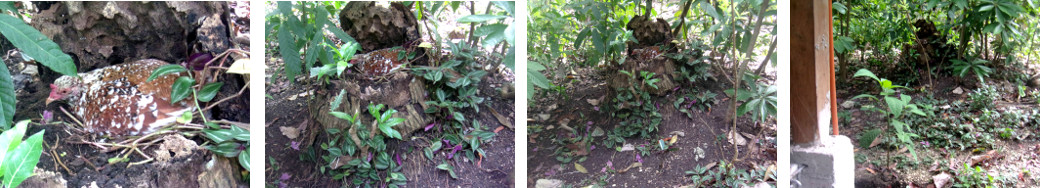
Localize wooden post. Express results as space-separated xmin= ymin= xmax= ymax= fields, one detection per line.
xmin=791 ymin=0 xmax=833 ymax=144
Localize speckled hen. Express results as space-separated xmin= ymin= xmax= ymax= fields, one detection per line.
xmin=352 ymin=47 xmax=410 ymax=79
xmin=46 ymin=59 xmax=193 ymax=136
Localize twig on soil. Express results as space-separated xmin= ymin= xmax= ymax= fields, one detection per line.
xmin=59 ymin=106 xmax=84 ymax=128
xmin=43 ymin=135 xmax=75 ymax=175
xmin=202 ymin=81 xmax=250 ymax=112
xmin=77 ymin=155 xmax=101 ymax=171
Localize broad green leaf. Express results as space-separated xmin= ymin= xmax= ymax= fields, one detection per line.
xmin=206 ymin=142 xmax=243 ymax=158
xmin=452 ymin=111 xmax=466 ymax=122
xmin=203 ymin=128 xmax=234 ymax=143
xmin=239 ymin=148 xmax=250 ymax=172
xmin=853 ymin=69 xmax=880 ymax=82
xmin=0 ymin=2 xmax=15 ymax=15
xmin=278 ymin=23 xmax=302 ymax=82
xmin=574 ymin=28 xmax=590 ymax=48
xmin=492 ymin=1 xmax=514 ymax=15
xmin=390 ymin=172 xmax=407 ymax=181
xmin=528 ymin=61 xmax=552 ymax=88
xmin=0 ymin=120 xmax=29 ymax=170
xmin=326 ymin=19 xmax=357 ymax=45
xmin=374 ymin=152 xmax=390 ymax=170
xmin=833 ymin=2 xmax=847 ymax=14
xmin=329 ymin=89 xmax=346 ymax=112
xmin=457 ymin=14 xmax=508 ymax=23
xmin=0 ymin=58 xmax=14 ymax=128
xmin=0 ymin=14 xmax=77 ymax=77
xmin=230 ymin=126 xmax=249 ymax=142
xmin=304 ymin=28 xmax=324 ymax=70
xmin=3 ymin=129 xmax=44 ymax=188
xmin=170 ymin=76 xmax=195 ymax=104
xmin=197 ymin=82 xmax=224 ymax=102
xmin=503 ymin=47 xmax=515 ymax=70
xmin=504 ymin=22 xmax=515 ymax=45
xmin=147 ymin=65 xmax=188 ymax=82
xmin=859 ymin=129 xmax=882 ymax=148
xmin=884 ymin=96 xmax=906 ymax=118
xmin=379 ymin=118 xmax=405 ymax=140
xmin=473 ymin=24 xmax=508 ymax=37
xmin=482 ymin=27 xmax=507 ymax=48
xmin=436 ymin=162 xmax=458 ymax=179
xmin=368 ymin=104 xmax=384 ymax=121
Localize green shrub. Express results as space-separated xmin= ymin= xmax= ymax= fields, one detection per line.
xmin=605 ymin=71 xmax=663 ymax=148
xmin=851 ymin=69 xmax=927 ymax=160
xmin=951 ymin=58 xmax=992 ymax=83
xmin=968 ymin=84 xmax=998 ymax=111
xmin=324 ymin=100 xmax=407 ymax=186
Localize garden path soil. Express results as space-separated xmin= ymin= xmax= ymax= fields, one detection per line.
xmin=527 ymin=67 xmax=777 ymax=187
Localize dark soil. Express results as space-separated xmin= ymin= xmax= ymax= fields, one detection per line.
xmin=526 ymin=67 xmax=777 ymax=187
xmin=263 ymin=58 xmax=516 ymax=187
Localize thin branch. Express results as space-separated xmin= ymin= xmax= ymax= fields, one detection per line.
xmin=754 ymin=37 xmax=777 ymax=75
xmin=202 ymin=81 xmax=250 ymax=112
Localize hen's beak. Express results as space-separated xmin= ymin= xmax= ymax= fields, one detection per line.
xmin=45 ymin=98 xmax=54 ymax=105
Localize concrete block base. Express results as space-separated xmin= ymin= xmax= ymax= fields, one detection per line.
xmin=791 ymin=135 xmax=854 ymax=188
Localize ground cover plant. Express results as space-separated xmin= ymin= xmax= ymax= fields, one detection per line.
xmin=264 ymin=1 xmax=515 ymax=187
xmin=527 ymin=0 xmax=777 ymax=187
xmin=832 ymin=0 xmax=1040 ymax=186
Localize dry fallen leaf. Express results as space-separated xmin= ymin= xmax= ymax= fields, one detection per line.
xmin=586 ymin=98 xmax=600 ymax=106
xmin=489 ymin=106 xmax=513 ymax=129
xmin=279 ymin=126 xmax=299 ymax=139
xmin=575 ymin=163 xmax=588 ymax=173
xmin=618 ymin=162 xmax=642 ymax=173
xmin=933 ymin=172 xmax=952 ymax=188
xmin=226 ymin=58 xmax=251 ymax=75
xmin=727 ymin=130 xmax=747 ymax=146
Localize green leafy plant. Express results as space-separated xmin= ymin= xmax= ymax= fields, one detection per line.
xmin=201 ymin=124 xmax=250 ymax=171
xmin=409 ymin=2 xmax=508 ymax=166
xmin=311 ymin=41 xmax=360 ymax=81
xmin=852 ymin=69 xmax=926 ymax=160
xmin=324 ymin=100 xmax=406 ymax=187
xmin=954 ymin=163 xmax=997 ymax=188
xmin=727 ymin=81 xmax=777 ymax=123
xmin=673 ymin=91 xmax=718 ymax=118
xmin=951 ymin=58 xmax=992 ymax=83
xmin=670 ymin=41 xmax=714 ymax=83
xmin=0 ymin=6 xmax=79 ymax=130
xmin=551 ymin=114 xmax=595 ymax=163
xmin=605 ymin=70 xmax=663 ymax=148
xmin=685 ymin=160 xmax=771 ymax=187
xmin=0 ymin=120 xmax=44 ymax=188
xmin=527 ymin=61 xmax=553 ymax=99
xmin=0 ymin=6 xmax=77 ymax=186
xmin=267 ymin=1 xmax=356 ymax=82
xmin=968 ymin=84 xmax=998 ymax=111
